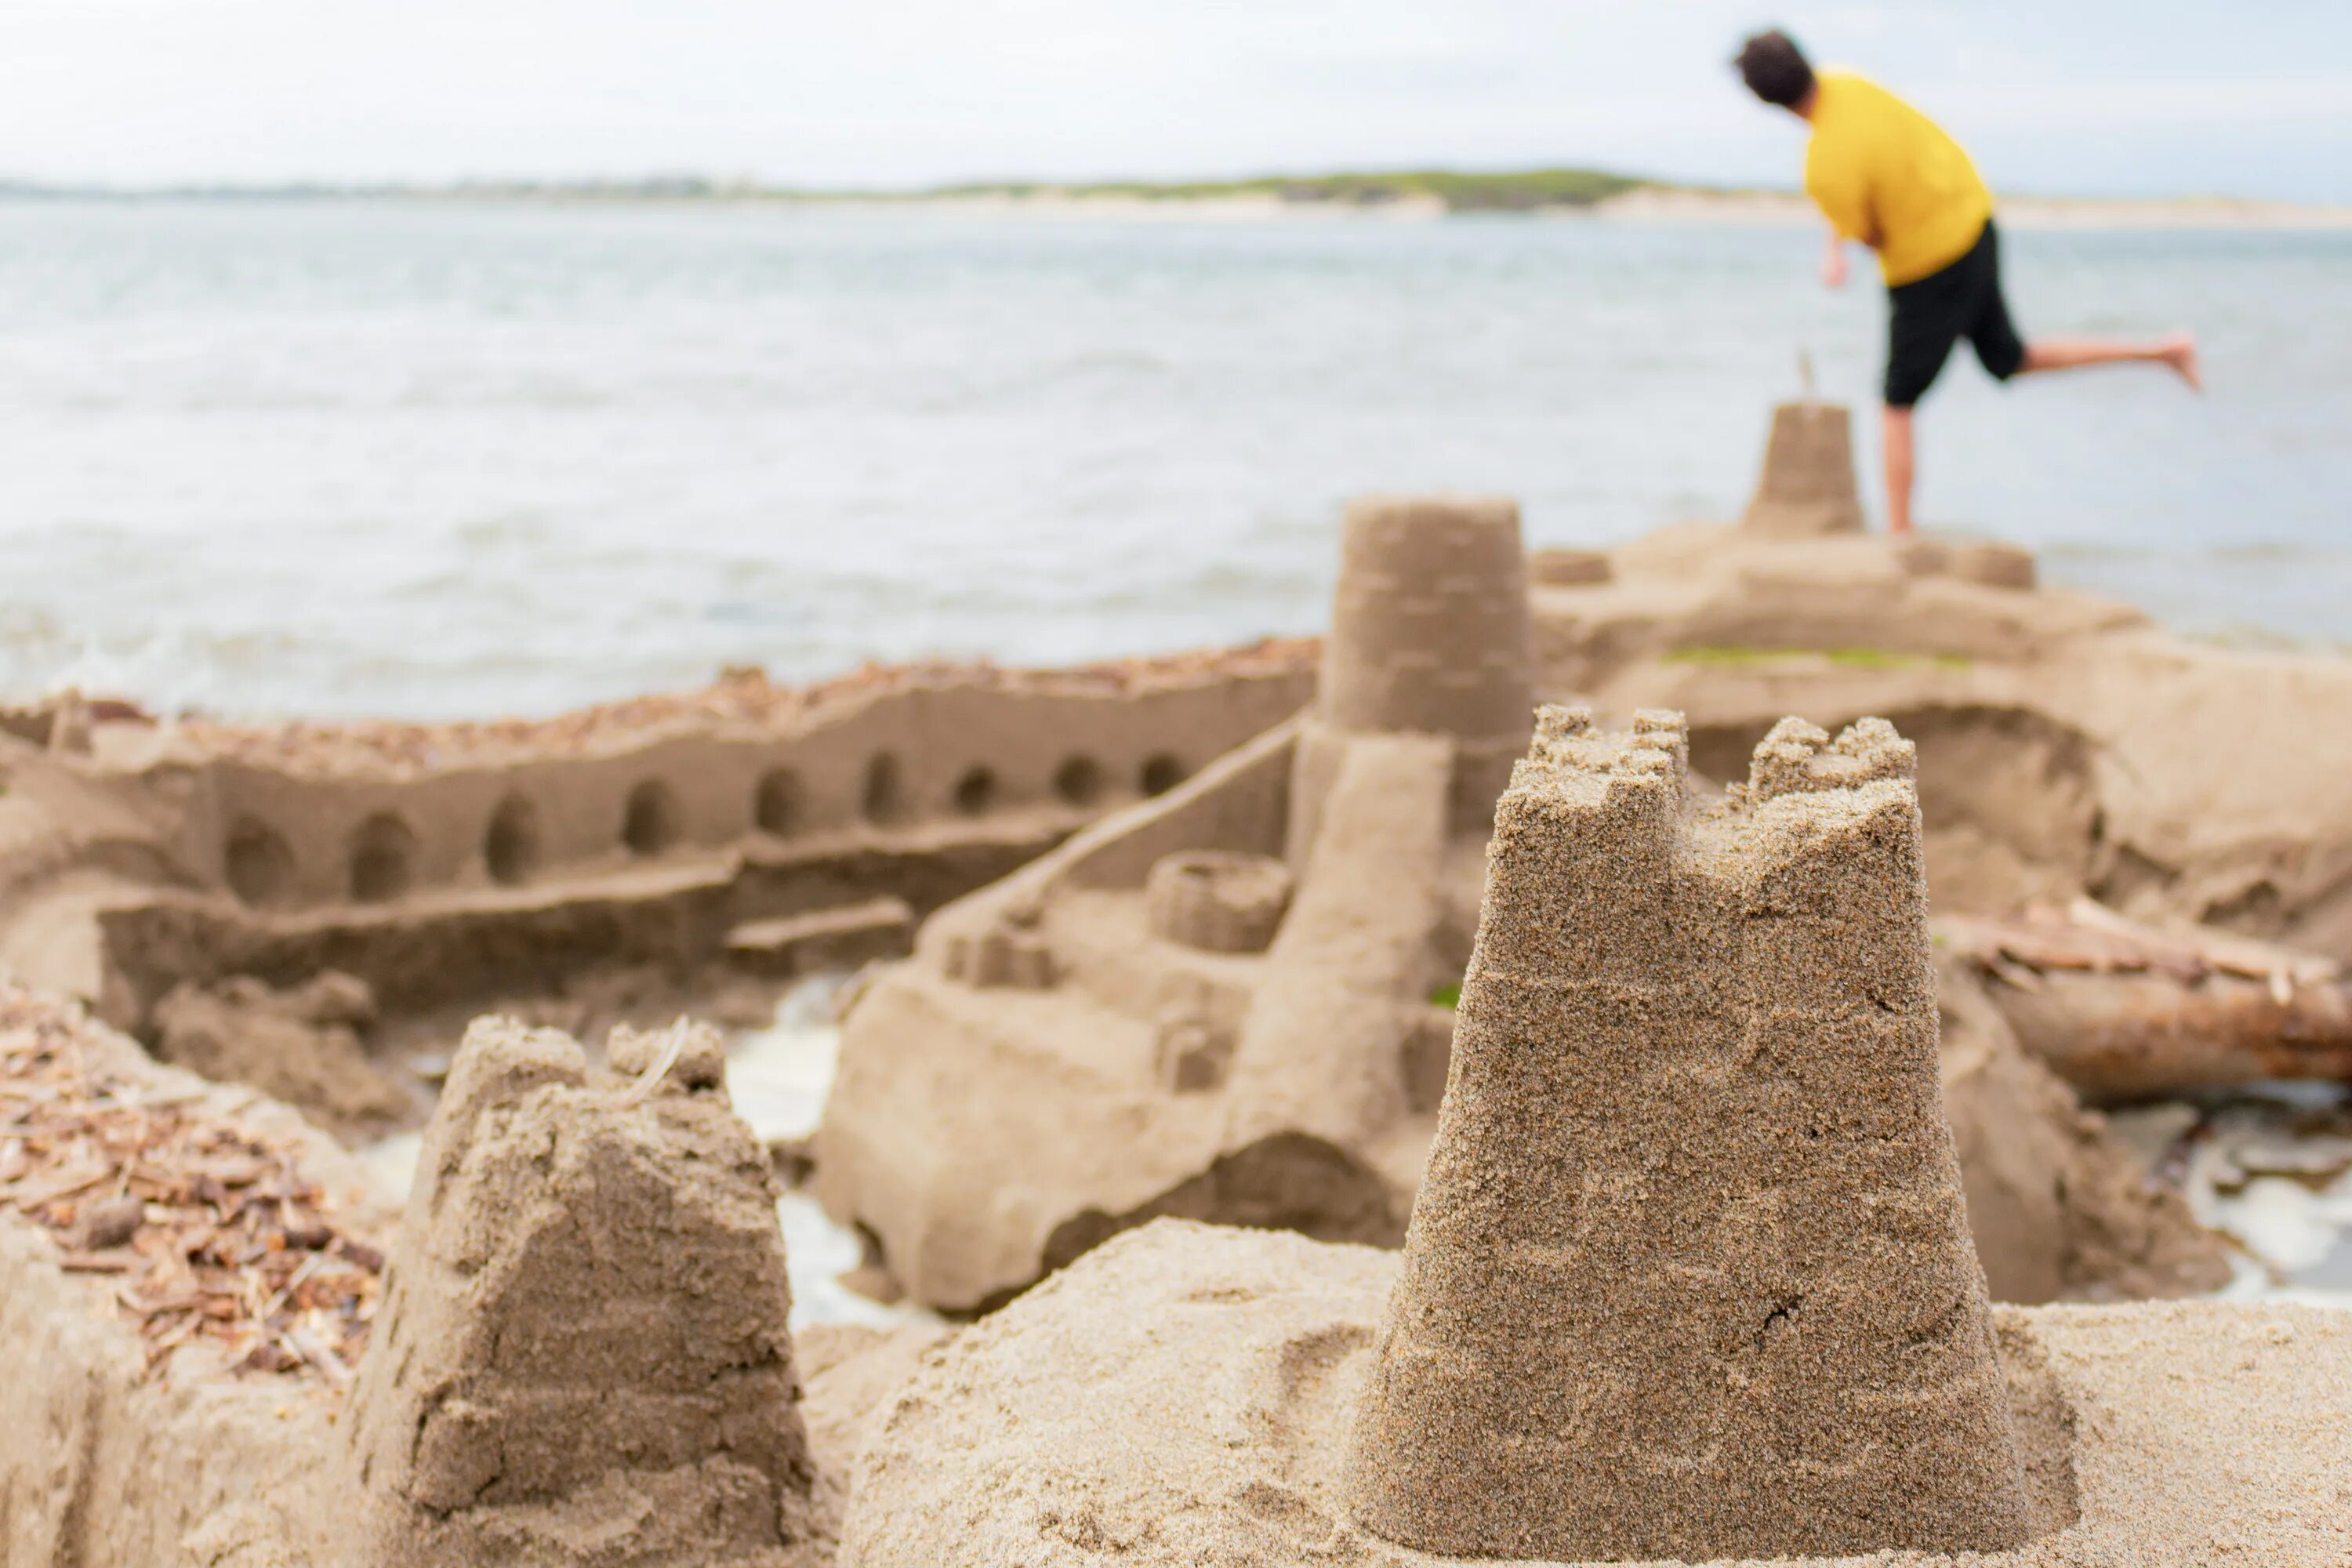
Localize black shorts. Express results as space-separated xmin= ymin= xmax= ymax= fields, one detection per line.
xmin=1884 ymin=220 xmax=2025 ymax=408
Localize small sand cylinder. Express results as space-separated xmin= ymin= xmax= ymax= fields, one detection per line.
xmin=1305 ymin=496 xmax=1536 ymax=843
xmin=1144 ymin=851 xmax=1294 ymax=954
xmin=1321 ymin=496 xmax=1534 ymax=742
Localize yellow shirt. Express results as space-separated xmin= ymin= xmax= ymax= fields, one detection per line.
xmin=1804 ymin=70 xmax=1993 ymax=286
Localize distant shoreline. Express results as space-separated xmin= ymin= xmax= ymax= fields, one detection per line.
xmin=7 ymin=172 xmax=2350 ymax=231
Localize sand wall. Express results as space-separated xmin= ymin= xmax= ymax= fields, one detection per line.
xmin=1 ymin=657 xmax=1315 ymax=1048
xmin=0 ymin=1223 xmax=345 ymax=1568
xmin=135 ymin=670 xmax=1312 ymax=916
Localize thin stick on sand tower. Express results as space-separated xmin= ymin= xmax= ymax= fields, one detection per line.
xmin=1744 ymin=398 xmax=1866 ymax=536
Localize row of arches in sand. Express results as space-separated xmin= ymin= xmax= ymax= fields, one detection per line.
xmin=220 ymin=748 xmax=1193 ymax=910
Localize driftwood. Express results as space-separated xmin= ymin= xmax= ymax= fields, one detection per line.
xmin=1934 ymin=899 xmax=2352 ymax=1102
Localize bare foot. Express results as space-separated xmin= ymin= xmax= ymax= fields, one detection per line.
xmin=2161 ymin=332 xmax=2202 ymax=391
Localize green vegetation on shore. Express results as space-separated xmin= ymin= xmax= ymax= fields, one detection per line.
xmin=925 ymin=167 xmax=1647 ymax=212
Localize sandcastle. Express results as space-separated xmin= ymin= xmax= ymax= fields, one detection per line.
xmin=9 ymin=400 xmax=2352 ymax=1563
xmin=814 ymin=497 xmax=1537 ymax=1309
xmin=834 ymin=715 xmax=2352 ymax=1567
xmin=1348 ymin=710 xmax=2025 ymax=1559
xmin=0 ymin=648 xmax=1312 ymax=1136
xmin=0 ymin=985 xmax=932 ymax=1566
xmin=815 ymin=494 xmax=2227 ymax=1312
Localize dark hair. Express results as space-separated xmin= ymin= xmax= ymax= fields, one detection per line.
xmin=1734 ymin=29 xmax=1814 ymax=109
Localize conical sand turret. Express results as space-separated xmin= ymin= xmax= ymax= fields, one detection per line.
xmin=1346 ymin=708 xmax=2030 ymax=1562
xmin=342 ymin=1018 xmax=818 ymax=1566
xmin=1743 ymin=400 xmax=1866 ymax=536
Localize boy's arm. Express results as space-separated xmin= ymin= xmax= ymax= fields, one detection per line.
xmin=1806 ymin=164 xmax=1863 ymax=290
xmin=1820 ymin=224 xmax=1849 ymax=289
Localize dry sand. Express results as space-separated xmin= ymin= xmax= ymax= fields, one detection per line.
xmin=163 ymin=639 xmax=1319 ymax=777
xmin=841 ymin=1219 xmax=2352 ymax=1568
xmin=150 ymin=971 xmax=413 ymax=1139
xmin=338 ymin=1016 xmax=824 ymax=1565
xmin=1936 ymin=951 xmax=2232 ymax=1302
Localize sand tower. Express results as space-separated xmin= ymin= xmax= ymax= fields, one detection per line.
xmin=1294 ymin=495 xmax=1534 ymax=851
xmin=1346 ymin=708 xmax=2030 ymax=1562
xmin=342 ymin=1019 xmax=818 ymax=1566
xmin=1742 ymin=400 xmax=1866 ymax=536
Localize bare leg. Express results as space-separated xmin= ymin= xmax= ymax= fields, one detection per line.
xmin=2020 ymin=332 xmax=2201 ymax=390
xmin=1882 ymin=404 xmax=1915 ymax=538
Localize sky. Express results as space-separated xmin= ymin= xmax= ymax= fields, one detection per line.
xmin=6 ymin=1 xmax=2350 ymax=200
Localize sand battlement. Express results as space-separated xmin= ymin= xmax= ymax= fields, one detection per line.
xmin=1506 ymin=703 xmax=1683 ymax=804
xmin=1746 ymin=712 xmax=1918 ymax=800
xmin=1348 ymin=709 xmax=2030 ymax=1562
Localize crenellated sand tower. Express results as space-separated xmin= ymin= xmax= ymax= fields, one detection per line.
xmin=1294 ymin=495 xmax=1534 ymax=851
xmin=342 ymin=1018 xmax=819 ymax=1566
xmin=1345 ymin=708 xmax=2031 ymax=1562
xmin=1742 ymin=400 xmax=1866 ymax=536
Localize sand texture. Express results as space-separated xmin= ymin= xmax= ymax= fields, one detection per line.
xmin=1348 ymin=710 xmax=2027 ymax=1560
xmin=0 ymin=633 xmax=1315 ymax=1091
xmin=818 ymin=498 xmax=1544 ymax=1310
xmin=839 ymin=710 xmax=2333 ymax=1566
xmin=1742 ymin=401 xmax=1867 ymax=538
xmin=840 ymin=1220 xmax=2352 ymax=1568
xmin=339 ymin=1015 xmax=822 ymax=1566
xmin=1537 ymin=499 xmax=2352 ymax=969
xmin=0 ymin=982 xmax=391 ymax=1568
xmin=150 ymin=971 xmax=412 ymax=1139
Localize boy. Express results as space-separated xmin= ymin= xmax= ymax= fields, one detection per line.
xmin=1734 ymin=29 xmax=2199 ymax=535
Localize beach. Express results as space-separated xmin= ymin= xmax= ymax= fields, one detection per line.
xmin=5 ymin=183 xmax=2352 ymax=1566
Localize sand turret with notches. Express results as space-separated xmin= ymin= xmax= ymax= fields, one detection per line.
xmin=1346 ymin=706 xmax=2031 ymax=1563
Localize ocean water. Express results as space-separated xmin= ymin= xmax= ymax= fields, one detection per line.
xmin=2 ymin=199 xmax=2347 ymax=721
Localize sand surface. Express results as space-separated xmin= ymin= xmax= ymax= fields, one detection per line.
xmin=842 ymin=1220 xmax=2352 ymax=1568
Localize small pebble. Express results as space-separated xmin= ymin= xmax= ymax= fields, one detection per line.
xmin=79 ymin=1194 xmax=146 ymax=1250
